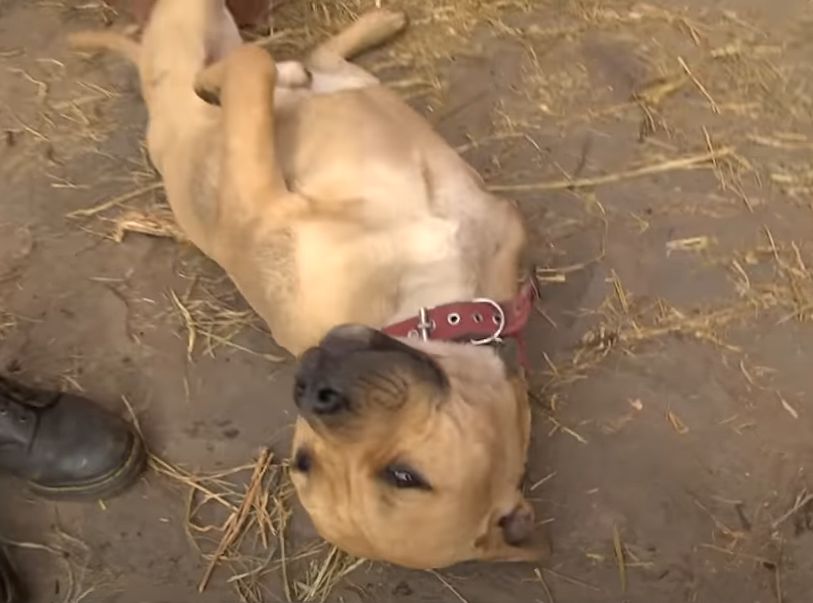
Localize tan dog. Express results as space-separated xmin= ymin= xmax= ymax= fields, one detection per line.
xmin=68 ymin=0 xmax=543 ymax=569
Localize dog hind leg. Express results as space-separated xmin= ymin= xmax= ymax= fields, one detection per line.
xmin=139 ymin=0 xmax=242 ymax=81
xmin=196 ymin=8 xmax=407 ymax=101
xmin=308 ymin=9 xmax=407 ymax=67
xmin=304 ymin=9 xmax=408 ymax=88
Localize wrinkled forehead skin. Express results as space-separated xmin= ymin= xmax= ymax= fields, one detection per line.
xmin=291 ymin=339 xmax=532 ymax=569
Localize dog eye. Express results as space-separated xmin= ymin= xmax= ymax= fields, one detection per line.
xmin=383 ymin=463 xmax=430 ymax=490
xmin=293 ymin=448 xmax=313 ymax=474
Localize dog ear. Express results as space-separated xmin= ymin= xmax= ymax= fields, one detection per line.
xmin=474 ymin=500 xmax=551 ymax=563
xmin=498 ymin=503 xmax=535 ymax=546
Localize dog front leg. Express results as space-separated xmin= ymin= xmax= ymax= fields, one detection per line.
xmin=208 ymin=46 xmax=306 ymax=226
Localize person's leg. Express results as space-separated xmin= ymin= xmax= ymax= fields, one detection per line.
xmin=0 ymin=374 xmax=147 ymax=601
xmin=0 ymin=547 xmax=19 ymax=603
xmin=0 ymin=546 xmax=20 ymax=603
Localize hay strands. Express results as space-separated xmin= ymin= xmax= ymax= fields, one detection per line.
xmin=488 ymin=147 xmax=734 ymax=192
xmin=295 ymin=546 xmax=366 ymax=602
xmin=198 ymin=448 xmax=275 ymax=593
xmin=67 ymin=182 xmax=163 ymax=218
xmin=772 ymin=489 xmax=813 ymax=530
xmin=612 ymin=524 xmax=627 ymax=593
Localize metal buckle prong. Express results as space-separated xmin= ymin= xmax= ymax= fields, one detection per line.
xmin=416 ymin=307 xmax=434 ymax=341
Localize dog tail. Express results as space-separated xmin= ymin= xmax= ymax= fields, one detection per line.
xmin=67 ymin=31 xmax=141 ymax=65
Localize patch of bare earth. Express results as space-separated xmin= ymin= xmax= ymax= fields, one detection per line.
xmin=2 ymin=0 xmax=813 ymax=601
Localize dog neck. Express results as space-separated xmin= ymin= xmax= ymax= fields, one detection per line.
xmin=384 ymin=278 xmax=536 ymax=352
xmin=388 ymin=280 xmax=475 ymax=325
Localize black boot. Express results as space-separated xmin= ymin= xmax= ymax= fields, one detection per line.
xmin=0 ymin=375 xmax=146 ymax=500
xmin=0 ymin=547 xmax=20 ymax=603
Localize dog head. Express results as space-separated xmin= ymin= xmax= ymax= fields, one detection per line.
xmin=290 ymin=324 xmax=545 ymax=569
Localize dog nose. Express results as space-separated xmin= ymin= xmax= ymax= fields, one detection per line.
xmin=318 ymin=324 xmax=376 ymax=354
xmin=298 ymin=381 xmax=348 ymax=414
xmin=294 ymin=348 xmax=350 ymax=415
xmin=294 ymin=323 xmax=440 ymax=418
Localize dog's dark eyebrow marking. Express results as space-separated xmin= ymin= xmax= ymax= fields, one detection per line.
xmin=293 ymin=448 xmax=313 ymax=473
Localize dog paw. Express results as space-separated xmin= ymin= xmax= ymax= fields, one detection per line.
xmin=363 ymin=8 xmax=409 ymax=36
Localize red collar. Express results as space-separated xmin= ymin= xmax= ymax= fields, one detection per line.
xmin=382 ymin=278 xmax=538 ymax=367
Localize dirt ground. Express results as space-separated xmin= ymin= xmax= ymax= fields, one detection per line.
xmin=2 ymin=0 xmax=813 ymax=601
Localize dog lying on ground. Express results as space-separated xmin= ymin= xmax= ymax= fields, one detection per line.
xmin=68 ymin=0 xmax=546 ymax=569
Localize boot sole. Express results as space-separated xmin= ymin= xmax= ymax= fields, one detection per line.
xmin=27 ymin=432 xmax=147 ymax=501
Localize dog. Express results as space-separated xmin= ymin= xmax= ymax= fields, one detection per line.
xmin=67 ymin=0 xmax=546 ymax=569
